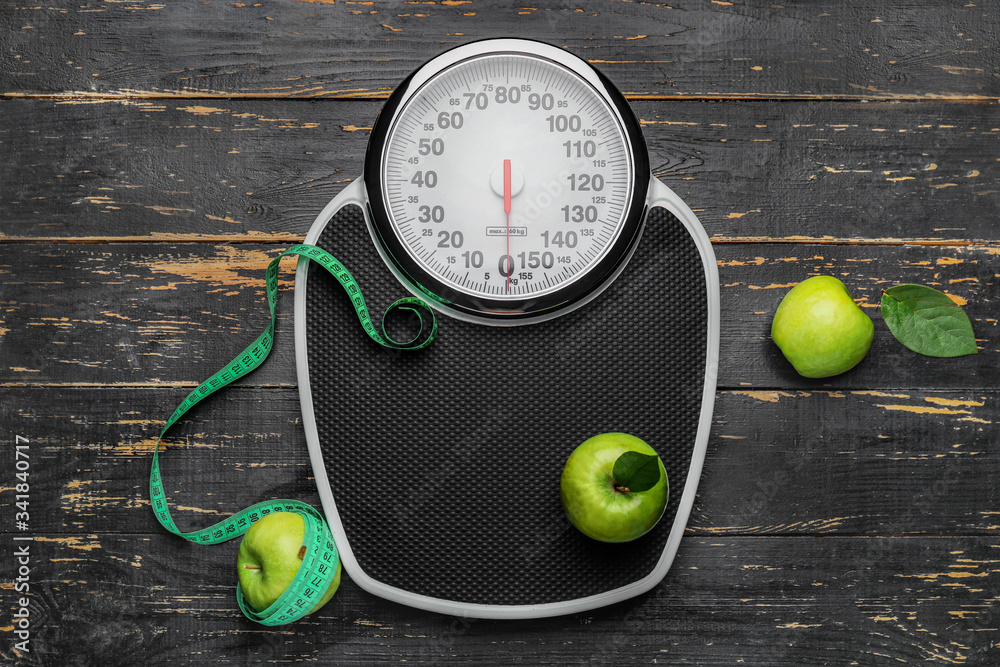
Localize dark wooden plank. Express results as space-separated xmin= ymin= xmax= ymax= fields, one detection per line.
xmin=3 ymin=386 xmax=322 ymax=536
xmin=2 ymin=532 xmax=997 ymax=664
xmin=690 ymin=388 xmax=1000 ymax=537
xmin=719 ymin=243 xmax=999 ymax=390
xmin=2 ymin=99 xmax=998 ymax=242
xmin=0 ymin=98 xmax=378 ymax=243
xmin=2 ymin=1 xmax=997 ymax=100
xmin=2 ymin=386 xmax=997 ymax=537
xmin=2 ymin=3 xmax=994 ymax=665
xmin=0 ymin=242 xmax=995 ymax=388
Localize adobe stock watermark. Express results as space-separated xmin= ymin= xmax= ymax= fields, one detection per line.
xmin=242 ymin=632 xmax=284 ymax=666
xmin=743 ymin=430 xmax=821 ymax=518
xmin=414 ymin=614 xmax=477 ymax=662
xmin=9 ymin=435 xmax=33 ymax=657
xmin=393 ymin=409 xmax=514 ymax=527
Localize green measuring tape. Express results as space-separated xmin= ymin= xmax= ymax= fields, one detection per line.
xmin=149 ymin=243 xmax=437 ymax=625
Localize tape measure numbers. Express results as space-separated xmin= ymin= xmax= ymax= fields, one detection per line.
xmin=149 ymin=244 xmax=437 ymax=625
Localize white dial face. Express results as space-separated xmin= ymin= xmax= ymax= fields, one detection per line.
xmin=381 ymin=53 xmax=635 ymax=301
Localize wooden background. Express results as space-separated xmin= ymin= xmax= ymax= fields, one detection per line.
xmin=1 ymin=1 xmax=998 ymax=664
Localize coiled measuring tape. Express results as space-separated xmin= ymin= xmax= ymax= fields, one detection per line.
xmin=149 ymin=244 xmax=437 ymax=625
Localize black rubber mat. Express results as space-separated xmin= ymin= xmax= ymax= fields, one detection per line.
xmin=304 ymin=205 xmax=708 ymax=606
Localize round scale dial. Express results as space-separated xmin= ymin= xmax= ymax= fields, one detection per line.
xmin=365 ymin=39 xmax=649 ymax=324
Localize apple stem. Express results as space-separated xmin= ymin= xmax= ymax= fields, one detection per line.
xmin=298 ymin=546 xmax=307 ymax=560
xmin=614 ymin=485 xmax=631 ymax=494
xmin=243 ymin=564 xmax=262 ymax=570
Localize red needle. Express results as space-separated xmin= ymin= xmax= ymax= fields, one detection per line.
xmin=504 ymin=159 xmax=512 ymax=292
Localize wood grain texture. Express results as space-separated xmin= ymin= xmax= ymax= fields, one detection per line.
xmin=1 ymin=386 xmax=997 ymax=537
xmin=1 ymin=99 xmax=997 ymax=242
xmin=0 ymin=242 xmax=995 ymax=388
xmin=1 ymin=533 xmax=997 ymax=665
xmin=1 ymin=0 xmax=997 ymax=101
xmin=3 ymin=3 xmax=999 ymax=664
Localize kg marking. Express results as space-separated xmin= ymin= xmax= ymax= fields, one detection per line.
xmin=11 ymin=435 xmax=33 ymax=655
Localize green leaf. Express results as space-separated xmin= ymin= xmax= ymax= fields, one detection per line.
xmin=612 ymin=451 xmax=662 ymax=493
xmin=880 ymin=284 xmax=978 ymax=358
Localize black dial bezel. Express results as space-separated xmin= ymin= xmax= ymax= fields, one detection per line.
xmin=364 ymin=39 xmax=650 ymax=324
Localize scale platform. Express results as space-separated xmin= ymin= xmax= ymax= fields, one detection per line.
xmin=294 ymin=178 xmax=719 ymax=619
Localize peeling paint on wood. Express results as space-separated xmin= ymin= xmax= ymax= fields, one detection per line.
xmin=2 ymin=4 xmax=999 ymax=664
xmin=1 ymin=100 xmax=998 ymax=242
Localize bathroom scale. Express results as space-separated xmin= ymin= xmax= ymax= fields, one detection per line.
xmin=293 ymin=39 xmax=720 ymax=619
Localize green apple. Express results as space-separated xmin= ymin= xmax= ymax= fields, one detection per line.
xmin=771 ymin=275 xmax=874 ymax=378
xmin=237 ymin=511 xmax=341 ymax=614
xmin=560 ymin=433 xmax=669 ymax=543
